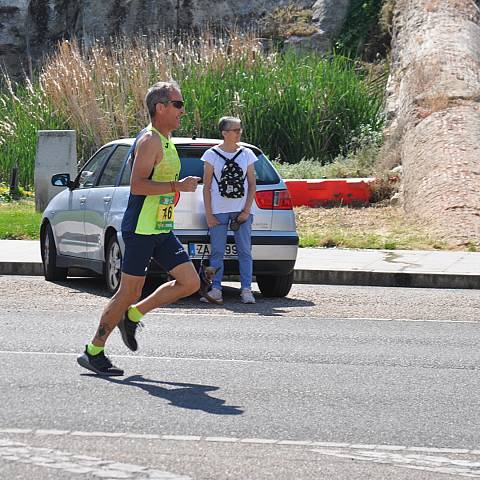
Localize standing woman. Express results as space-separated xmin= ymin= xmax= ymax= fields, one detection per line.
xmin=201 ymin=116 xmax=257 ymax=304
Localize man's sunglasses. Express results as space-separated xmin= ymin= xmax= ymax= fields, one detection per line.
xmin=161 ymin=100 xmax=185 ymax=109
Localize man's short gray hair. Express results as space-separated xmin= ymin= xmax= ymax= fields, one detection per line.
xmin=145 ymin=81 xmax=180 ymax=119
xmin=218 ymin=116 xmax=241 ymax=134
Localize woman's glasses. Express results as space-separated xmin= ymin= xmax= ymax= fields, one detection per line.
xmin=225 ymin=128 xmax=242 ymax=133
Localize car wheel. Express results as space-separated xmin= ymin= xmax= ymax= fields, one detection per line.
xmin=105 ymin=234 xmax=122 ymax=294
xmin=256 ymin=272 xmax=294 ymax=298
xmin=41 ymin=223 xmax=67 ymax=281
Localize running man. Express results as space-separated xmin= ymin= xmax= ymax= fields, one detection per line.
xmin=77 ymin=81 xmax=201 ymax=375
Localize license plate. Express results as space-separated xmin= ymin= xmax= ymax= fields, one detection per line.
xmin=188 ymin=243 xmax=238 ymax=258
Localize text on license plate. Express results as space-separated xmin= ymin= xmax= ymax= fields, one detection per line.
xmin=188 ymin=243 xmax=237 ymax=258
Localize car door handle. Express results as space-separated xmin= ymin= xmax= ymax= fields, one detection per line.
xmin=103 ymin=196 xmax=112 ymax=203
xmin=79 ymin=197 xmax=87 ymax=204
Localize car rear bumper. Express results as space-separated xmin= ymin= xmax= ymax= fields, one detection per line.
xmin=148 ymin=233 xmax=298 ymax=276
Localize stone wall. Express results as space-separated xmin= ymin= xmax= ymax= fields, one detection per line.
xmin=385 ymin=0 xmax=480 ymax=245
xmin=1 ymin=0 xmax=322 ymax=77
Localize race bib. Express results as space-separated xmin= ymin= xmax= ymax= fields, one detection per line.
xmin=155 ymin=194 xmax=174 ymax=231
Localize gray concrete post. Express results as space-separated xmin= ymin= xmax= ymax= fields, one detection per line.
xmin=34 ymin=130 xmax=77 ymax=212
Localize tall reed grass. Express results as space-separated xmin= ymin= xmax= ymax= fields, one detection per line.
xmin=0 ymin=76 xmax=66 ymax=187
xmin=0 ymin=31 xmax=384 ymax=187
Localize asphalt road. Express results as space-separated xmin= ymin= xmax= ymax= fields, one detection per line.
xmin=1 ymin=275 xmax=480 ymax=480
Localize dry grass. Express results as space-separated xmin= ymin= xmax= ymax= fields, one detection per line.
xmin=260 ymin=4 xmax=316 ymax=39
xmin=294 ymin=204 xmax=472 ymax=250
xmin=379 ymin=0 xmax=396 ymax=35
xmin=40 ymin=33 xmax=263 ymax=160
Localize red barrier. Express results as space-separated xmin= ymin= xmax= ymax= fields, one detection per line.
xmin=284 ymin=178 xmax=374 ymax=207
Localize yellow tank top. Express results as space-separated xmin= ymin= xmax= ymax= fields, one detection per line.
xmin=135 ymin=125 xmax=181 ymax=234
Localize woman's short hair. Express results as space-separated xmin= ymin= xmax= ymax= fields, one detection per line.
xmin=218 ymin=116 xmax=242 ymax=134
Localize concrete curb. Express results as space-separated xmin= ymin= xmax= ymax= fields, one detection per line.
xmin=293 ymin=270 xmax=480 ymax=290
xmin=0 ymin=262 xmax=44 ymax=276
xmin=1 ymin=261 xmax=478 ymax=290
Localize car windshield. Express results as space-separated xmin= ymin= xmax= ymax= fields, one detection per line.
xmin=177 ymin=147 xmax=281 ymax=185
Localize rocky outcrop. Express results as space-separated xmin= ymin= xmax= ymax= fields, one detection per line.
xmin=0 ymin=0 xmax=29 ymax=75
xmin=385 ymin=0 xmax=480 ymax=245
xmin=285 ymin=0 xmax=351 ymax=51
xmin=1 ymin=0 xmax=319 ymax=77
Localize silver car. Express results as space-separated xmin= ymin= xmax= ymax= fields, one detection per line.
xmin=40 ymin=138 xmax=298 ymax=297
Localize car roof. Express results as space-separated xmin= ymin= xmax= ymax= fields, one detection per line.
xmin=103 ymin=137 xmax=260 ymax=151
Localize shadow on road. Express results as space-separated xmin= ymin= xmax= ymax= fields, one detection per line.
xmin=51 ymin=277 xmax=111 ymax=298
xmin=89 ymin=374 xmax=244 ymax=415
xmin=54 ymin=277 xmax=315 ymax=315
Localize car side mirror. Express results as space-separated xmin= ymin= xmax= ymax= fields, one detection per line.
xmin=51 ymin=173 xmax=75 ymax=190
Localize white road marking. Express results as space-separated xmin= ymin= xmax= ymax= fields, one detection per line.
xmin=149 ymin=312 xmax=478 ymax=324
xmin=0 ymin=438 xmax=191 ymax=479
xmin=3 ymin=428 xmax=480 ymax=477
xmin=2 ymin=309 xmax=477 ymax=324
xmin=240 ymin=438 xmax=278 ymax=444
xmin=162 ymin=435 xmax=201 ymax=441
xmin=205 ymin=436 xmax=239 ymax=443
xmin=0 ymin=350 xmax=259 ymax=364
xmin=310 ymin=448 xmax=480 ymax=478
xmin=278 ymin=440 xmax=312 ymax=446
xmin=1 ymin=348 xmax=479 ymax=373
xmin=1 ymin=428 xmax=479 ymax=455
xmin=406 ymin=446 xmax=471 ymax=454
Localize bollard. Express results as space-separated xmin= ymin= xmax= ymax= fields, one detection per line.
xmin=9 ymin=164 xmax=19 ymax=200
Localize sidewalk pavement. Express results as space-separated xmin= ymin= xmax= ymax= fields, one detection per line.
xmin=0 ymin=240 xmax=479 ymax=289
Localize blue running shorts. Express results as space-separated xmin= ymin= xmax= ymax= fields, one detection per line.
xmin=121 ymin=231 xmax=190 ymax=276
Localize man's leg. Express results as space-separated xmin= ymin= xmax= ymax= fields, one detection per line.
xmin=77 ymin=272 xmax=146 ymax=375
xmin=77 ymin=230 xmax=153 ymax=374
xmin=92 ymin=272 xmax=146 ymax=347
xmin=117 ymin=232 xmax=200 ymax=351
xmin=134 ymin=261 xmax=200 ymax=314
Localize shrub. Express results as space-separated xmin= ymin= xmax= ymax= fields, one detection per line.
xmin=274 ymin=123 xmax=383 ymax=179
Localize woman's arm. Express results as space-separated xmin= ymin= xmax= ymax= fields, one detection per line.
xmin=238 ymin=163 xmax=256 ymax=222
xmin=203 ymin=162 xmax=220 ymax=228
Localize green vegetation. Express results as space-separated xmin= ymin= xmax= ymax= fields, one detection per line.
xmin=0 ymin=200 xmax=41 ymax=239
xmin=336 ymin=0 xmax=394 ymax=60
xmin=0 ymin=32 xmax=384 ymax=188
xmin=181 ymin=52 xmax=383 ymax=166
xmin=274 ymin=124 xmax=383 ymax=178
xmin=0 ymin=181 xmax=35 ymax=202
xmin=0 ymin=79 xmax=66 ymax=188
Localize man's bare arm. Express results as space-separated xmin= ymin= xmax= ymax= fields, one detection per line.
xmin=130 ymin=133 xmax=200 ymax=195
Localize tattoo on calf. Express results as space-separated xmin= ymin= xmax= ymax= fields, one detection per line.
xmin=95 ymin=323 xmax=112 ymax=341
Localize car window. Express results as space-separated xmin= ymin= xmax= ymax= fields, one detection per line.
xmin=254 ymin=154 xmax=281 ymax=185
xmin=177 ymin=147 xmax=280 ymax=185
xmin=177 ymin=148 xmax=205 ymax=180
xmin=119 ymin=159 xmax=132 ymax=186
xmin=97 ymin=145 xmax=130 ymax=187
xmin=78 ymin=146 xmax=115 ymax=189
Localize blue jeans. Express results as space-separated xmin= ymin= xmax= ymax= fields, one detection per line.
xmin=209 ymin=212 xmax=253 ymax=290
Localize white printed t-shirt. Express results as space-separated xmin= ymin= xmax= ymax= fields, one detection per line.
xmin=202 ymin=146 xmax=257 ymax=214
